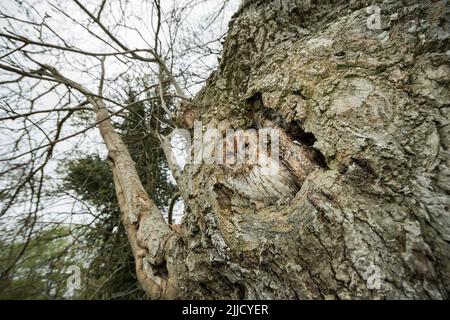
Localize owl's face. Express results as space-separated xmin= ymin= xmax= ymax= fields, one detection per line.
xmin=222 ymin=129 xmax=266 ymax=174
xmin=254 ymin=108 xmax=287 ymax=129
xmin=218 ymin=129 xmax=299 ymax=204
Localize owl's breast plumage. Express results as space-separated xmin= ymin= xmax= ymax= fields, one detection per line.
xmin=223 ymin=153 xmax=300 ymax=204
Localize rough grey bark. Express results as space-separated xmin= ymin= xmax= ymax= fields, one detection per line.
xmin=123 ymin=0 xmax=450 ymax=299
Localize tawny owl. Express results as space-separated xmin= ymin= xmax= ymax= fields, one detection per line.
xmin=220 ymin=111 xmax=321 ymax=205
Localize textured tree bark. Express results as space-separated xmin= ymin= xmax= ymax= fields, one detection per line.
xmin=108 ymin=0 xmax=450 ymax=299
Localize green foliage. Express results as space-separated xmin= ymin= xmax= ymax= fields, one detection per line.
xmin=0 ymin=226 xmax=79 ymax=299
xmin=64 ymin=154 xmax=117 ymax=215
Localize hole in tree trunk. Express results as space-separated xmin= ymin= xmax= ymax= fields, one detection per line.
xmin=247 ymin=93 xmax=328 ymax=169
xmin=152 ymin=259 xmax=169 ymax=279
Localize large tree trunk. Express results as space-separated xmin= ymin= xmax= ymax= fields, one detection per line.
xmin=110 ymin=0 xmax=450 ymax=299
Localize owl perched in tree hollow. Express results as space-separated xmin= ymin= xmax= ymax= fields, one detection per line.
xmin=220 ymin=109 xmax=322 ymax=205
